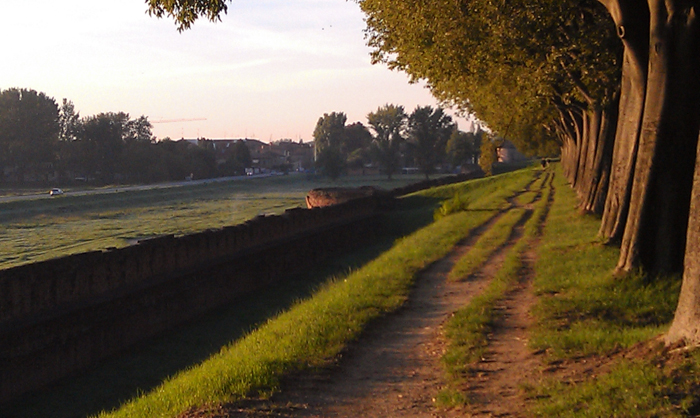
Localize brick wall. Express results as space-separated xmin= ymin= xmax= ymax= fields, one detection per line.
xmin=0 ymin=196 xmax=383 ymax=403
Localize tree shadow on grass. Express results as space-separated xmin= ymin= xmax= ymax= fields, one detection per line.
xmin=2 ymin=203 xmax=438 ymax=418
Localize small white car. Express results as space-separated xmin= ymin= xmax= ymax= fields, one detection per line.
xmin=49 ymin=188 xmax=64 ymax=196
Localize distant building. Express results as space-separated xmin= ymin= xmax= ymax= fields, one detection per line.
xmin=269 ymin=139 xmax=314 ymax=172
xmin=182 ymin=138 xmax=314 ymax=172
xmin=497 ymin=140 xmax=527 ymax=163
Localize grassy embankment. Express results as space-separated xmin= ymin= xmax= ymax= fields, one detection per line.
xmin=89 ymin=168 xmax=539 ymax=418
xmin=0 ymin=173 xmax=437 ymax=270
xmin=437 ymin=165 xmax=700 ymax=416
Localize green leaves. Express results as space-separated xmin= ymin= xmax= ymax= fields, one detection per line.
xmin=407 ymin=106 xmax=455 ymax=178
xmin=367 ymin=104 xmax=407 ymax=179
xmin=146 ymin=0 xmax=230 ymax=31
xmin=313 ymin=112 xmax=348 ymax=180
xmin=0 ymin=88 xmax=60 ymax=181
xmin=358 ymin=0 xmax=620 ymax=154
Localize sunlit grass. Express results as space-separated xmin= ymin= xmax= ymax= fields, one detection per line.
xmin=447 ymin=207 xmax=527 ymax=281
xmin=95 ymin=168 xmax=540 ymax=418
xmin=515 ymin=190 xmax=539 ymax=206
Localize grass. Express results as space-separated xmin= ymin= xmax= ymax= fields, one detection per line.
xmin=530 ymin=169 xmax=680 ymax=358
xmin=528 ymin=357 xmax=699 ymax=418
xmin=528 ymin=352 xmax=700 ymax=418
xmin=432 ymin=165 xmax=699 ymax=415
xmin=81 ymin=168 xmax=540 ymax=418
xmin=526 ymin=166 xmax=699 ymax=417
xmin=431 ymin=166 xmax=700 ymax=415
xmin=0 ymin=173 xmax=443 ymax=270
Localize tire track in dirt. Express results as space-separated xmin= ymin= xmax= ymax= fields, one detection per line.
xmin=460 ymin=170 xmax=555 ymax=417
xmin=186 ymin=171 xmax=550 ymax=418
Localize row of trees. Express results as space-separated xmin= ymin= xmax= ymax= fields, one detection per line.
xmin=144 ymin=0 xmax=700 ymax=344
xmin=0 ymin=88 xmax=220 ymax=185
xmin=356 ymin=0 xmax=700 ymax=344
xmin=313 ymin=104 xmax=486 ymax=180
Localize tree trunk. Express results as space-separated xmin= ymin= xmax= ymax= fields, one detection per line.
xmin=598 ymin=0 xmax=649 ymax=242
xmin=575 ymin=108 xmax=593 ymax=196
xmin=667 ymin=130 xmax=700 ymax=345
xmin=617 ymin=0 xmax=700 ymax=273
xmin=568 ymin=108 xmax=585 ymax=187
xmin=583 ymin=98 xmax=619 ymax=214
xmin=557 ymin=106 xmax=580 ymax=184
xmin=561 ymin=135 xmax=576 ymax=182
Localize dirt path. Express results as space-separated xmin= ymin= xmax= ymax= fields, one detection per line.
xmin=460 ymin=174 xmax=554 ymax=417
xmin=461 ymin=246 xmax=541 ymax=417
xmin=193 ymin=174 xmax=553 ymax=418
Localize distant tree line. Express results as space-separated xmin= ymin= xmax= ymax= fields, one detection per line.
xmin=313 ymin=104 xmax=488 ymax=180
xmin=0 ymin=87 xmax=505 ymax=187
xmin=0 ymin=88 xmax=237 ymax=185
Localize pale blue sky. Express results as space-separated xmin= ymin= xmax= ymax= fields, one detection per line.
xmin=1 ymin=0 xmax=472 ymax=141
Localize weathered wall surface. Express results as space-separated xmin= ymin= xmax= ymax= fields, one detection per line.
xmin=0 ymin=172 xmax=486 ymax=403
xmin=0 ymin=196 xmax=383 ymax=403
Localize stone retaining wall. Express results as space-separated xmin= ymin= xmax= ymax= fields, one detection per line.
xmin=0 ymin=196 xmax=382 ymax=403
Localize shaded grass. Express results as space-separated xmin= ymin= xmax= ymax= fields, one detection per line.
xmin=527 ymin=165 xmax=698 ymax=417
xmin=0 ymin=174 xmax=440 ymax=269
xmin=531 ymin=169 xmax=680 ymax=358
xmin=89 ymin=168 xmax=539 ymax=418
xmin=529 ymin=352 xmax=700 ymax=418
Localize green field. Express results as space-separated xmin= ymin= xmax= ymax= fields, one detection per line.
xmin=0 ymin=173 xmax=436 ymax=270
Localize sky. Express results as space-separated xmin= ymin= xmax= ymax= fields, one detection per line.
xmin=1 ymin=0 xmax=474 ymax=142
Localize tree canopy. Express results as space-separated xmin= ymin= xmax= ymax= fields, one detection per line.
xmin=407 ymin=106 xmax=455 ymax=179
xmin=359 ymin=0 xmax=620 ymax=154
xmin=146 ymin=0 xmax=230 ymax=31
xmin=313 ymin=112 xmax=348 ymax=179
xmin=0 ymin=88 xmax=59 ymax=183
xmin=367 ymin=104 xmax=407 ymax=179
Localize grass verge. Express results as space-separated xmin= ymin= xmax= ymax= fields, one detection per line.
xmin=93 ymin=169 xmax=540 ymax=417
xmin=527 ymin=166 xmax=699 ymax=417
xmin=528 ymin=353 xmax=700 ymax=418
xmin=531 ymin=168 xmax=679 ymax=358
